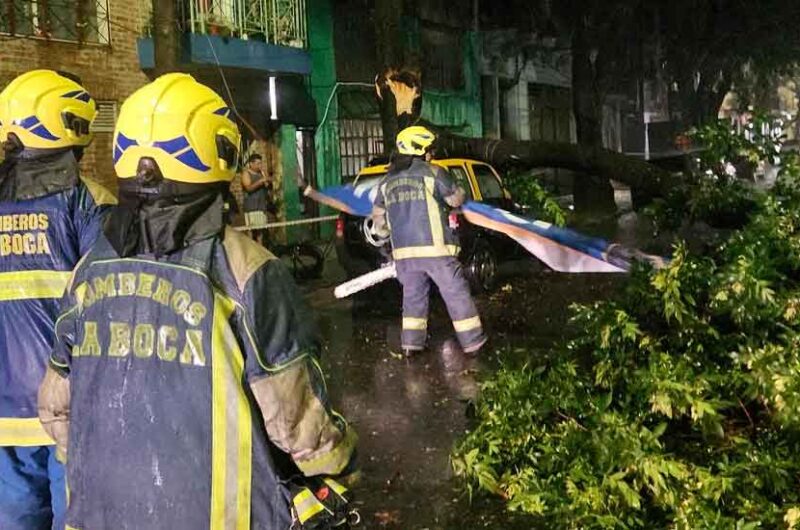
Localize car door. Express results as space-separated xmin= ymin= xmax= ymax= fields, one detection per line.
xmin=436 ymin=162 xmax=475 ymax=254
xmin=468 ymin=162 xmax=525 ymax=259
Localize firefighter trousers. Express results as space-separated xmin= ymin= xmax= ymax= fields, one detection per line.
xmin=396 ymin=256 xmax=486 ymax=353
xmin=0 ymin=445 xmax=66 ymax=530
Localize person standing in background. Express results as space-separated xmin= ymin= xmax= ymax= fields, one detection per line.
xmin=241 ymin=153 xmax=274 ymax=246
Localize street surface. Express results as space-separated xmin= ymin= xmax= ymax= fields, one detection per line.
xmin=300 ymin=256 xmax=622 ymax=529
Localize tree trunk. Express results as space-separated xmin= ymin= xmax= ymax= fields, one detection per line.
xmin=570 ymin=26 xmax=617 ymax=216
xmin=677 ymin=71 xmax=731 ymax=128
xmin=436 ymin=134 xmax=676 ymax=195
xmin=152 ymin=0 xmax=180 ymax=76
xmin=374 ymin=0 xmax=406 ymax=156
xmin=374 ymin=66 xmax=676 ymax=200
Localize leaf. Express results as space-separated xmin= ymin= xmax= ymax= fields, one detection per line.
xmin=652 ymin=422 xmax=668 ymax=438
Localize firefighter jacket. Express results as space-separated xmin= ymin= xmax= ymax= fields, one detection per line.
xmin=374 ymin=158 xmax=462 ymax=261
xmin=37 ymin=227 xmax=357 ymax=530
xmin=0 ymin=149 xmax=113 ymax=447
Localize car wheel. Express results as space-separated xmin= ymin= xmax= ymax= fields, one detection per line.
xmin=466 ymin=241 xmax=497 ymax=293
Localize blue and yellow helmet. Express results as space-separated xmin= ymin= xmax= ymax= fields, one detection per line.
xmin=113 ymin=73 xmax=241 ymax=184
xmin=0 ymin=69 xmax=96 ymax=150
xmin=396 ymin=125 xmax=436 ymax=156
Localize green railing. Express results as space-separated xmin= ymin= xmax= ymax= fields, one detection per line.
xmin=183 ymin=0 xmax=306 ymax=48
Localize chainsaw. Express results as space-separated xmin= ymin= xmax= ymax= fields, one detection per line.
xmin=334 ymin=262 xmax=397 ymax=299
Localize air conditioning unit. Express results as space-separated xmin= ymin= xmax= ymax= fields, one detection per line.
xmin=90 ymin=100 xmax=118 ymax=133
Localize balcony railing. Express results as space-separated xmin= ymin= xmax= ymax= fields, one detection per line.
xmin=181 ymin=0 xmax=307 ymax=49
xmin=1 ymin=0 xmax=111 ymax=45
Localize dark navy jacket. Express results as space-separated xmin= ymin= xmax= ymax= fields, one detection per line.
xmin=43 ymin=228 xmax=356 ymax=529
xmin=375 ymin=158 xmax=460 ymax=260
xmin=0 ymin=153 xmax=112 ymax=447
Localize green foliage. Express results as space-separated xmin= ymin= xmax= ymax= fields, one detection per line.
xmin=453 ymin=121 xmax=800 ymax=528
xmin=504 ymin=170 xmax=567 ymax=226
xmin=647 ymin=116 xmax=787 ymax=232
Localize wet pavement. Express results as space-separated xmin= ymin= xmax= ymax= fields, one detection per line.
xmin=299 ymin=256 xmax=624 ymax=529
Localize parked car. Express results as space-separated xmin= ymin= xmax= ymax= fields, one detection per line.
xmin=334 ymin=158 xmax=531 ymax=292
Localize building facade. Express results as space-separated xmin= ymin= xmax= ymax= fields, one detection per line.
xmin=309 ymin=0 xmax=484 ymax=190
xmin=1 ymin=0 xmax=149 ymax=186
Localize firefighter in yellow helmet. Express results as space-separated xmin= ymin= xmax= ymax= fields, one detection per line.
xmin=372 ymin=126 xmax=487 ymax=356
xmin=0 ymin=70 xmax=114 ymax=530
xmin=37 ymin=73 xmax=357 ymax=529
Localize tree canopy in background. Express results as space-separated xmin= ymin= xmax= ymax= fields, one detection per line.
xmin=481 ymin=0 xmax=800 ymax=134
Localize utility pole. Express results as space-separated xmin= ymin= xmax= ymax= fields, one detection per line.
xmin=152 ymin=0 xmax=181 ymax=77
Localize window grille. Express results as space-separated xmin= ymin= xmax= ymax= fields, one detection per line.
xmin=421 ymin=26 xmax=464 ymax=91
xmin=1 ymin=0 xmax=111 ymax=45
xmin=338 ymin=119 xmax=384 ymax=180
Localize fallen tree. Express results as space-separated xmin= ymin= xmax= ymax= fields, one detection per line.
xmin=375 ymin=69 xmax=677 ymax=198
xmin=451 ymin=115 xmax=800 ymax=528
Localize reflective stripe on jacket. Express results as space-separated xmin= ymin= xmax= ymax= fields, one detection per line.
xmin=375 ymin=158 xmax=460 ymax=260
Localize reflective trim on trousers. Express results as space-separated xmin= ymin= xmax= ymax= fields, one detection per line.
xmin=402 ymin=317 xmax=428 ymax=331
xmin=454 ymin=315 xmax=486 ymax=353
xmin=453 ymin=316 xmax=481 ymax=333
xmin=392 ymin=245 xmax=460 ymax=260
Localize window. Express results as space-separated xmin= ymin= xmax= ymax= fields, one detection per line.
xmin=472 ymin=164 xmax=504 ymax=200
xmin=338 ymin=119 xmax=384 ymax=180
xmin=446 ymin=165 xmax=473 ymax=199
xmin=0 ymin=0 xmax=111 ymax=44
xmin=529 ymin=84 xmax=572 ymax=143
xmin=421 ymin=26 xmax=464 ymax=91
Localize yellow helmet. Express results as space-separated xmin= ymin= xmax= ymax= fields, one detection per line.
xmin=113 ymin=73 xmax=240 ymax=184
xmin=0 ymin=69 xmax=96 ymax=150
xmin=396 ymin=125 xmax=436 ymax=156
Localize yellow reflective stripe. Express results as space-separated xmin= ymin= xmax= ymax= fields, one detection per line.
xmin=0 ymin=270 xmax=70 ymax=301
xmin=423 ymin=176 xmax=445 ymax=247
xmin=234 ymin=303 xmax=252 ymax=530
xmin=0 ymin=417 xmax=55 ymax=446
xmin=323 ymin=477 xmax=349 ymax=497
xmin=402 ymin=317 xmax=428 ymax=330
xmin=210 ymin=294 xmax=252 ymax=530
xmin=392 ymin=245 xmax=460 ymax=260
xmin=294 ymin=489 xmax=328 ymax=523
xmin=296 ymin=427 xmax=358 ymax=477
xmin=453 ymin=316 xmax=482 ymax=333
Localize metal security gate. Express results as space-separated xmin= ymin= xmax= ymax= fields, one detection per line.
xmin=338 ymin=118 xmax=384 ymax=180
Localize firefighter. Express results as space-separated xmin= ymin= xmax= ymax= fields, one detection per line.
xmin=0 ymin=70 xmax=113 ymax=530
xmin=37 ymin=73 xmax=357 ymax=530
xmin=372 ymin=126 xmax=487 ymax=356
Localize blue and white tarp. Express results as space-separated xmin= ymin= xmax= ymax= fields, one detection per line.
xmin=303 ymin=181 xmax=666 ymax=273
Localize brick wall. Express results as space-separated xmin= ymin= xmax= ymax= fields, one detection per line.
xmin=0 ymin=0 xmax=150 ymax=188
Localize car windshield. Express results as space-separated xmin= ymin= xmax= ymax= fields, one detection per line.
xmin=472 ymin=164 xmax=504 ymax=200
